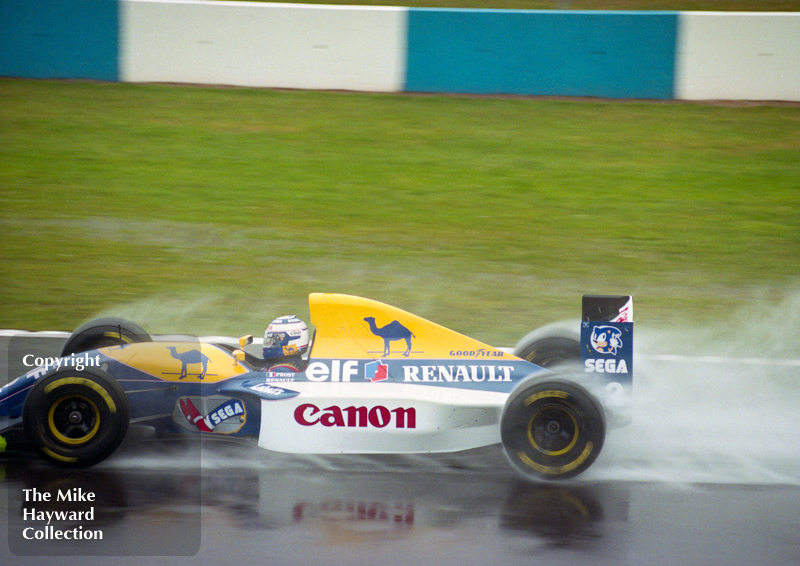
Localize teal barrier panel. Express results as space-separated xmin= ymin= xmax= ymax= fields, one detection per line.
xmin=406 ymin=9 xmax=677 ymax=99
xmin=0 ymin=0 xmax=119 ymax=81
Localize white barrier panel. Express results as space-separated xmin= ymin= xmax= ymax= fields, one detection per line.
xmin=676 ymin=12 xmax=800 ymax=101
xmin=120 ymin=0 xmax=407 ymax=92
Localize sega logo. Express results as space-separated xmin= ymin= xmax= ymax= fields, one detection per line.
xmin=208 ymin=400 xmax=245 ymax=425
xmin=294 ymin=403 xmax=416 ymax=429
xmin=584 ymin=359 xmax=629 ymax=374
xmin=590 ymin=325 xmax=624 ymax=355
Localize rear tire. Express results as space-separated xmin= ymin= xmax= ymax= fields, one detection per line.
xmin=513 ymin=331 xmax=581 ymax=370
xmin=61 ymin=317 xmax=151 ymax=356
xmin=501 ymin=378 xmax=605 ymax=480
xmin=23 ymin=368 xmax=130 ymax=467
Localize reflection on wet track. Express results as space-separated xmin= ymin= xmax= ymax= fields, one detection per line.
xmin=3 ymin=440 xmax=800 ymax=566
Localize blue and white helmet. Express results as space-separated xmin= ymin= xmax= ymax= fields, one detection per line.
xmin=263 ymin=315 xmax=309 ymax=359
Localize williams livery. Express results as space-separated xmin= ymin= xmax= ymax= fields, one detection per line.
xmin=0 ymin=293 xmax=633 ymax=480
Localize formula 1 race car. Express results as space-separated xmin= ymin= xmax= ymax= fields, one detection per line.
xmin=0 ymin=293 xmax=633 ymax=480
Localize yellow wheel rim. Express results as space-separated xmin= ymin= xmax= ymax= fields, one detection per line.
xmin=47 ymin=394 xmax=101 ymax=445
xmin=527 ymin=406 xmax=579 ymax=457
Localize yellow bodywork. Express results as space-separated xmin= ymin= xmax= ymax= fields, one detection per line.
xmin=102 ymin=342 xmax=248 ymax=383
xmin=308 ymin=293 xmax=518 ymax=361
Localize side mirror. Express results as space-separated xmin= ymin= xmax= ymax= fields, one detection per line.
xmin=233 ymin=350 xmax=246 ymax=366
xmin=238 ymin=335 xmax=253 ymax=349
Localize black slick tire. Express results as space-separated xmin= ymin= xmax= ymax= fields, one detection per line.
xmin=501 ymin=378 xmax=605 ymax=480
xmin=23 ymin=367 xmax=130 ymax=467
xmin=61 ymin=317 xmax=151 ymax=356
xmin=513 ymin=333 xmax=581 ymax=370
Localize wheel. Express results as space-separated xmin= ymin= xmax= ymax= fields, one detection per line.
xmin=513 ymin=329 xmax=580 ymax=370
xmin=23 ymin=367 xmax=130 ymax=467
xmin=61 ymin=317 xmax=151 ymax=356
xmin=501 ymin=378 xmax=605 ymax=480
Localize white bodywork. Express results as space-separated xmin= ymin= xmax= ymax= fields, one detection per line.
xmin=258 ymin=383 xmax=508 ymax=454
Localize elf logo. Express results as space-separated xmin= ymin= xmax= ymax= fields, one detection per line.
xmin=305 ymin=360 xmax=359 ymax=382
xmin=365 ymin=360 xmax=389 ymax=382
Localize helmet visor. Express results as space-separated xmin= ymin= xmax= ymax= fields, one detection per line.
xmin=263 ymin=332 xmax=287 ymax=348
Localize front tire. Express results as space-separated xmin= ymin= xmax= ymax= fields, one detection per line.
xmin=501 ymin=378 xmax=605 ymax=480
xmin=23 ymin=368 xmax=130 ymax=467
xmin=61 ymin=317 xmax=151 ymax=356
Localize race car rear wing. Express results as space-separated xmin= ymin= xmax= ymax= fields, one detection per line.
xmin=581 ymin=295 xmax=633 ymax=426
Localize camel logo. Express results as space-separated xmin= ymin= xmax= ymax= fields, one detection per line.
xmin=363 ymin=317 xmax=416 ymax=357
xmin=167 ymin=346 xmax=210 ymax=379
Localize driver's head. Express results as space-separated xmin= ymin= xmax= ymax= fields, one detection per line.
xmin=263 ymin=315 xmax=309 ymax=360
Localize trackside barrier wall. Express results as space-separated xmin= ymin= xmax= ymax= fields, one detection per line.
xmin=406 ymin=10 xmax=678 ymax=99
xmin=1 ymin=1 xmax=799 ymax=101
xmin=675 ymin=12 xmax=800 ymax=101
xmin=120 ymin=0 xmax=407 ymax=92
xmin=0 ymin=0 xmax=119 ymax=81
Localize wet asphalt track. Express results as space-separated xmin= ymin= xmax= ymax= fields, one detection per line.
xmin=3 ymin=333 xmax=800 ymax=565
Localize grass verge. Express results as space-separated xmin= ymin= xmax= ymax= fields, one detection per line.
xmin=1 ymin=79 xmax=798 ymax=345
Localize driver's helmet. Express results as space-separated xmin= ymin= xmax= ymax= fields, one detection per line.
xmin=263 ymin=315 xmax=309 ymax=360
